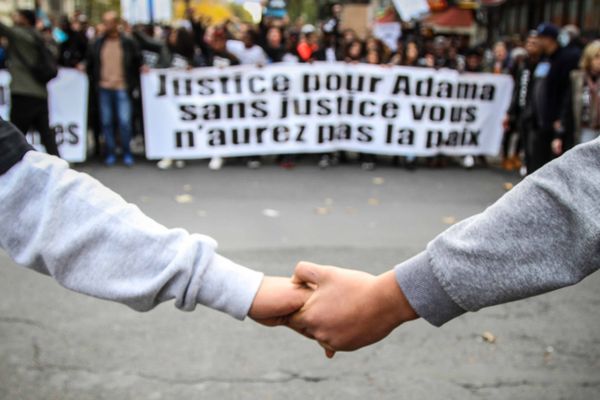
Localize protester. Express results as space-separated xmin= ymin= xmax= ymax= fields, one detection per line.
xmin=297 ymin=24 xmax=318 ymax=62
xmin=227 ymin=24 xmax=268 ymax=66
xmin=526 ymin=23 xmax=581 ymax=173
xmin=314 ymin=26 xmax=341 ymax=62
xmin=264 ymin=26 xmax=286 ymax=63
xmin=200 ymin=25 xmax=240 ymax=171
xmin=57 ymin=14 xmax=88 ymax=68
xmin=0 ymin=9 xmax=60 ymax=157
xmin=84 ymin=11 xmax=142 ymax=167
xmin=508 ymin=32 xmax=543 ymax=175
xmin=562 ymin=40 xmax=600 ymax=146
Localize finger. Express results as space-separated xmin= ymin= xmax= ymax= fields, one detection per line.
xmin=286 ymin=310 xmax=318 ymax=340
xmin=319 ymin=342 xmax=336 ymax=359
xmin=292 ymin=261 xmax=328 ymax=286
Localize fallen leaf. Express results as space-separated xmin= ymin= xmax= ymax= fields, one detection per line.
xmin=368 ymin=198 xmax=380 ymax=206
xmin=175 ymin=194 xmax=194 ymax=204
xmin=140 ymin=196 xmax=150 ymax=203
xmin=183 ymin=184 xmax=193 ymax=192
xmin=324 ymin=198 xmax=334 ymax=206
xmin=503 ymin=182 xmax=514 ymax=191
xmin=481 ymin=331 xmax=496 ymax=344
xmin=262 ymin=209 xmax=280 ymax=218
xmin=442 ymin=216 xmax=457 ymax=225
xmin=372 ymin=177 xmax=385 ymax=185
xmin=345 ymin=207 xmax=357 ymax=215
xmin=315 ymin=207 xmax=330 ymax=215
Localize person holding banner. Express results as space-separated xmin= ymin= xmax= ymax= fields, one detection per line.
xmin=202 ymin=25 xmax=240 ymax=171
xmin=0 ymin=9 xmax=60 ymax=158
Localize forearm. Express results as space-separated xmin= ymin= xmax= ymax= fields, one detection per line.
xmin=0 ymin=150 xmax=263 ymax=319
xmin=396 ymin=139 xmax=600 ymax=326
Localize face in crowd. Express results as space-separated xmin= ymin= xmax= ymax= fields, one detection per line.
xmin=582 ymin=41 xmax=600 ymax=75
xmin=405 ymin=41 xmax=419 ymax=64
xmin=494 ymin=41 xmax=508 ymax=62
xmin=204 ymin=26 xmax=227 ymax=52
xmin=525 ymin=35 xmax=541 ymax=58
xmin=267 ymin=27 xmax=283 ymax=48
xmin=102 ymin=11 xmax=119 ymax=37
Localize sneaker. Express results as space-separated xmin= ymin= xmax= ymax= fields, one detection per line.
xmin=209 ymin=156 xmax=223 ymax=170
xmin=247 ymin=159 xmax=261 ymax=169
xmin=361 ymin=162 xmax=375 ymax=171
xmin=157 ymin=158 xmax=173 ymax=170
xmin=405 ymin=160 xmax=417 ymax=171
xmin=174 ymin=160 xmax=186 ymax=169
xmin=462 ymin=155 xmax=475 ymax=169
xmin=280 ymin=160 xmax=295 ymax=169
xmin=318 ymin=155 xmax=330 ymax=169
xmin=104 ymin=154 xmax=117 ymax=167
xmin=123 ymin=154 xmax=135 ymax=167
xmin=520 ymin=165 xmax=527 ymax=177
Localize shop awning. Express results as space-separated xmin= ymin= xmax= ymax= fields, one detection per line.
xmin=423 ymin=6 xmax=475 ymax=34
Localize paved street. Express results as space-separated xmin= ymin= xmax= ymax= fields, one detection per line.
xmin=1 ymin=159 xmax=599 ymax=400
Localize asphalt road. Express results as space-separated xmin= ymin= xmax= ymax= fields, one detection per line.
xmin=1 ymin=158 xmax=599 ymax=400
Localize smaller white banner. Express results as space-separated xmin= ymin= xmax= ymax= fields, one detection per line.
xmin=122 ymin=0 xmax=173 ymax=24
xmin=373 ymin=22 xmax=402 ymax=52
xmin=0 ymin=69 xmax=89 ymax=163
xmin=393 ymin=0 xmax=430 ymax=21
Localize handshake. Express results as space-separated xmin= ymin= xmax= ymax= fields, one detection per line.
xmin=248 ymin=262 xmax=418 ymax=358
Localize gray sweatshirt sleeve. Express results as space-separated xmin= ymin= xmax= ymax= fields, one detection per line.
xmin=395 ymin=138 xmax=600 ymax=327
xmin=0 ymin=152 xmax=264 ymax=320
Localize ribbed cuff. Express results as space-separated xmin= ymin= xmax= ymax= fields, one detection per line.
xmin=196 ymin=254 xmax=264 ymax=320
xmin=394 ymin=251 xmax=466 ymax=327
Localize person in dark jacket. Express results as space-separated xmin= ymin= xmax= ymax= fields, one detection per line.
xmin=526 ymin=23 xmax=581 ymax=173
xmin=0 ymin=9 xmax=59 ymax=157
xmin=85 ymin=11 xmax=142 ymax=167
xmin=57 ymin=15 xmax=88 ymax=68
xmin=508 ymin=32 xmax=542 ymax=174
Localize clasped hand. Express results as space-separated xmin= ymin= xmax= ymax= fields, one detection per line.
xmin=248 ymin=262 xmax=418 ymax=358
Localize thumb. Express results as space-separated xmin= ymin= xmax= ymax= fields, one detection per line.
xmin=292 ymin=261 xmax=329 ymax=286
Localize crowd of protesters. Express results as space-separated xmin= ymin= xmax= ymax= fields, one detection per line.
xmin=0 ymin=4 xmax=599 ymax=174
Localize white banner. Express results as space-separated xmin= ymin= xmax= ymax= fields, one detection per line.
xmin=0 ymin=69 xmax=88 ymax=163
xmin=142 ymin=63 xmax=513 ymax=160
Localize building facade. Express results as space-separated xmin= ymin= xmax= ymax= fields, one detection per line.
xmin=490 ymin=0 xmax=600 ymax=39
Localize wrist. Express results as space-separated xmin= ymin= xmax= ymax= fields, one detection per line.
xmin=372 ymin=270 xmax=418 ymax=329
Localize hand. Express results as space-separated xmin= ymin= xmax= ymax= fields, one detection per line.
xmin=140 ymin=65 xmax=150 ymax=74
xmin=288 ymin=262 xmax=418 ymax=358
xmin=552 ymin=138 xmax=563 ymax=155
xmin=503 ymin=114 xmax=510 ymax=131
xmin=248 ymin=276 xmax=312 ymax=327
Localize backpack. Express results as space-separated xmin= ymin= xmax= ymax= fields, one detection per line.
xmin=13 ymin=32 xmax=59 ymax=85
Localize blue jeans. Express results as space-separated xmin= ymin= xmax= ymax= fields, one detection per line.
xmin=99 ymin=88 xmax=132 ymax=157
